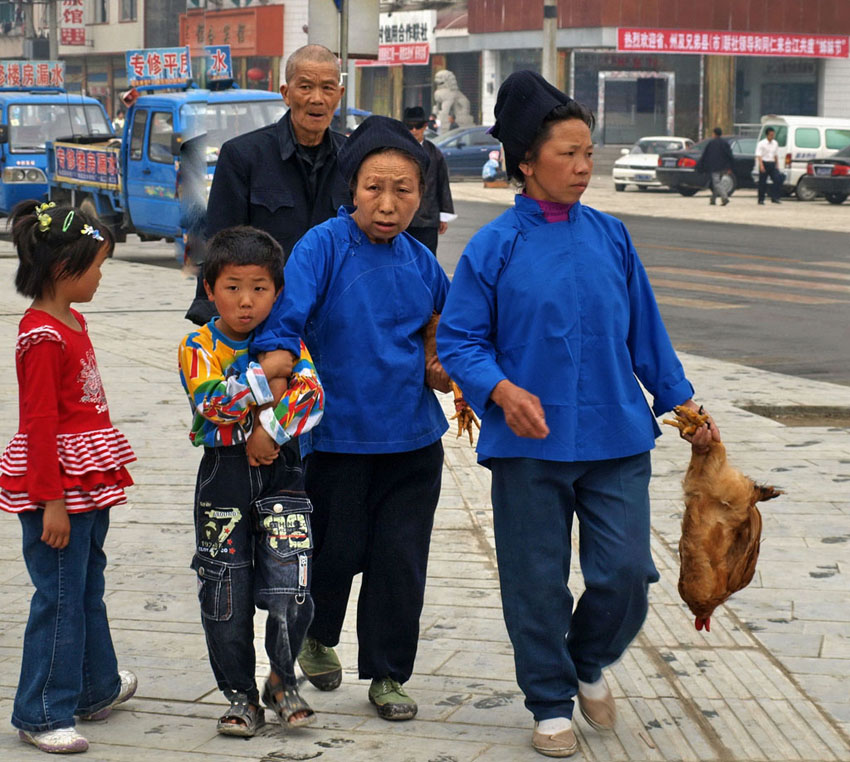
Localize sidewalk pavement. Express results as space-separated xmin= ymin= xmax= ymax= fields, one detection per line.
xmin=448 ymin=180 xmax=850 ymax=233
xmin=0 ymin=247 xmax=848 ymax=761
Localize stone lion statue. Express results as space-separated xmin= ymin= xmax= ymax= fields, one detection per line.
xmin=433 ymin=69 xmax=474 ymax=131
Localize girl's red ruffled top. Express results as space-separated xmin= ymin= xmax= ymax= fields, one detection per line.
xmin=0 ymin=309 xmax=135 ymax=514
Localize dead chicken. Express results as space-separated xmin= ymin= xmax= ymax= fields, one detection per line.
xmin=663 ymin=405 xmax=782 ymax=632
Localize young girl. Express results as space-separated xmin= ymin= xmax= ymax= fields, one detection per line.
xmin=0 ymin=200 xmax=138 ymax=754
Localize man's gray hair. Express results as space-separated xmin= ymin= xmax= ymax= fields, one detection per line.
xmin=285 ymin=44 xmax=341 ymax=83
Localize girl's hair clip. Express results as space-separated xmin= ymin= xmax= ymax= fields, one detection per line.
xmin=81 ymin=224 xmax=105 ymax=242
xmin=34 ymin=201 xmax=56 ymax=233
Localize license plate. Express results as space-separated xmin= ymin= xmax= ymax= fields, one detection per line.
xmin=635 ymin=174 xmax=653 ymax=182
xmin=662 ymin=158 xmax=677 ymax=167
xmin=814 ymin=165 xmax=832 ymax=176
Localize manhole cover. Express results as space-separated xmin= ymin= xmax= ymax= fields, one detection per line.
xmin=739 ymin=405 xmax=850 ymax=427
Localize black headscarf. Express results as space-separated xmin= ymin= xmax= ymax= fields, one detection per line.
xmin=337 ymin=115 xmax=429 ymax=185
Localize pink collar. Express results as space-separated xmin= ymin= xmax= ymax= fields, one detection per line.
xmin=522 ymin=192 xmax=573 ymax=223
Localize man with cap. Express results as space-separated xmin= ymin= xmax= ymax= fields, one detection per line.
xmin=186 ymin=44 xmax=350 ymax=324
xmin=437 ymin=70 xmax=717 ymax=757
xmin=252 ymin=115 xmax=451 ymax=722
xmin=403 ymin=105 xmax=455 ymax=255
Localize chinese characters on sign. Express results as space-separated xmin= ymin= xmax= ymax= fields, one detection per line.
xmin=125 ymin=47 xmax=192 ymax=88
xmin=375 ymin=9 xmax=434 ymax=66
xmin=54 ymin=143 xmax=121 ymax=189
xmin=0 ymin=61 xmax=66 ymax=89
xmin=61 ymin=0 xmax=85 ymax=46
xmin=618 ymin=28 xmax=850 ymax=58
xmin=205 ymin=45 xmax=233 ymax=82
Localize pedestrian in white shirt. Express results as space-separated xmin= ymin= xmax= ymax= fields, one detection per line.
xmin=755 ymin=127 xmax=783 ymax=204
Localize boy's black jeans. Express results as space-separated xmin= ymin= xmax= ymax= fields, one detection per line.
xmin=191 ymin=441 xmax=314 ymax=704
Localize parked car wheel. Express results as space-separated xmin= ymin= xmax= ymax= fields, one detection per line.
xmin=614 ymin=183 xmax=626 ymax=192
xmin=795 ymin=178 xmax=818 ymax=202
xmin=677 ymin=188 xmax=699 ymax=197
xmin=824 ymin=192 xmax=848 ymax=205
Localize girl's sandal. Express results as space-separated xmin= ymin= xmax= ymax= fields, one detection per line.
xmin=216 ymin=694 xmax=266 ymax=737
xmin=262 ymin=680 xmax=317 ymax=728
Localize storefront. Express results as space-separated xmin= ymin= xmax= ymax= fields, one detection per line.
xmin=179 ymin=6 xmax=284 ymax=92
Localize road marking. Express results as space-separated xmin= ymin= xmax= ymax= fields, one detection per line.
xmin=655 ymin=295 xmax=746 ymax=310
xmin=635 ymin=242 xmax=806 ymax=264
xmin=647 ymin=266 xmax=850 ymax=293
xmin=649 ymin=277 xmax=844 ymax=304
xmin=717 ymin=263 xmax=850 ymax=281
xmin=813 ymin=261 xmax=850 ymax=270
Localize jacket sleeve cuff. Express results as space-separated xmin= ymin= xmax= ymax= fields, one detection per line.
xmin=245 ymin=362 xmax=274 ymax=406
xmin=652 ymin=377 xmax=695 ymax=417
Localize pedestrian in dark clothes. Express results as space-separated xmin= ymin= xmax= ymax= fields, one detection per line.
xmin=186 ymin=44 xmax=350 ymax=325
xmin=696 ymin=127 xmax=735 ymax=206
xmin=403 ymin=106 xmax=455 ymax=255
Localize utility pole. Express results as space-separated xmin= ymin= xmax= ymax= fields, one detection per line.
xmin=338 ymin=0 xmax=349 ymax=131
xmin=48 ymin=0 xmax=59 ymax=60
xmin=541 ymin=0 xmax=557 ymax=86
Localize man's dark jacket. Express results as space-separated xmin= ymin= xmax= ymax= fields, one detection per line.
xmin=187 ymin=111 xmax=349 ymax=324
xmin=410 ymin=139 xmax=454 ymax=229
xmin=696 ymin=136 xmax=735 ymax=174
xmin=205 ymin=110 xmax=350 ymax=254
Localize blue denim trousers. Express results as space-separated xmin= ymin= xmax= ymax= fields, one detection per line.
xmin=12 ymin=507 xmax=122 ymax=732
xmin=192 ymin=442 xmax=314 ymax=703
xmin=490 ymin=453 xmax=659 ymax=721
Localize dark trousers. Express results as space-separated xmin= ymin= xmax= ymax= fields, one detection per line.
xmin=407 ymin=226 xmax=439 ymax=255
xmin=304 ymin=441 xmax=443 ymax=683
xmin=490 ymin=453 xmax=659 ymax=721
xmin=192 ymin=442 xmax=314 ymax=703
xmin=758 ymin=161 xmax=783 ymax=202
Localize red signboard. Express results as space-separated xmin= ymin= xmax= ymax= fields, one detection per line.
xmin=618 ymin=28 xmax=849 ymax=58
xmin=377 ymin=43 xmax=430 ymax=66
xmin=60 ymin=0 xmax=85 ymax=46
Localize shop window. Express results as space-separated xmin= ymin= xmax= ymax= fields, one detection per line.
xmin=121 ymin=0 xmax=137 ymax=21
xmin=148 ymin=112 xmax=174 ymax=164
xmin=825 ymin=129 xmax=850 ymax=150
xmin=795 ymin=128 xmax=820 ymax=149
xmin=129 ymin=111 xmax=147 ymax=161
xmin=93 ymin=0 xmax=107 ymax=24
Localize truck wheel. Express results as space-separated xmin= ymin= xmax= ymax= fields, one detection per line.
xmin=80 ymin=197 xmax=98 ymax=219
xmin=824 ymin=192 xmax=847 ymax=205
xmin=614 ymin=183 xmax=626 ymax=192
xmin=795 ymin=178 xmax=818 ymax=202
xmin=677 ymin=188 xmax=699 ymax=196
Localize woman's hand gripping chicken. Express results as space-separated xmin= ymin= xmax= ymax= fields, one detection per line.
xmin=663 ymin=405 xmax=782 ymax=632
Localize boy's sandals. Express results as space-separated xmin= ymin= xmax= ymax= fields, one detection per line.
xmin=262 ymin=680 xmax=317 ymax=728
xmin=216 ymin=694 xmax=266 ymax=737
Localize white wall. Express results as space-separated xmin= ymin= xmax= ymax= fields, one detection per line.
xmin=820 ymin=57 xmax=850 ymax=118
xmin=283 ymin=0 xmax=309 ymax=75
xmin=58 ymin=0 xmax=144 ymax=57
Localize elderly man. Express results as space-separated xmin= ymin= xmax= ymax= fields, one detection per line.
xmin=187 ymin=44 xmax=350 ymax=323
xmin=403 ymin=105 xmax=454 ymax=255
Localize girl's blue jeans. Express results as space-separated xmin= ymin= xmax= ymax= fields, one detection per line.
xmin=490 ymin=453 xmax=659 ymax=722
xmin=12 ymin=507 xmax=121 ymax=732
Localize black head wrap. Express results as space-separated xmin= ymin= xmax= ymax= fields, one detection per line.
xmin=337 ymin=115 xmax=429 ymax=185
xmin=491 ymin=70 xmax=574 ymax=177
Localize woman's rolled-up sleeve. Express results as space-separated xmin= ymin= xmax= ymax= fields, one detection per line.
xmin=437 ymin=233 xmax=508 ymax=413
xmin=621 ymin=223 xmax=694 ymax=415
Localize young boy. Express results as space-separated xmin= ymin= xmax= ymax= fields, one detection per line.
xmin=178 ymin=226 xmax=323 ymax=737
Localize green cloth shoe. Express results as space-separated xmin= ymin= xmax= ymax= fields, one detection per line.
xmin=297 ymin=636 xmax=342 ymax=691
xmin=368 ymin=677 xmax=418 ymax=721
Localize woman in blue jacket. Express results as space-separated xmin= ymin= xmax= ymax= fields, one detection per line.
xmin=252 ymin=116 xmax=450 ymax=722
xmin=436 ymin=71 xmax=719 ymax=758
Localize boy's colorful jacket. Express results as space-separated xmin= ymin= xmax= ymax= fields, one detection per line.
xmin=178 ymin=319 xmax=323 ymax=448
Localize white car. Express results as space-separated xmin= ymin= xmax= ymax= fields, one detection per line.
xmin=612 ymin=136 xmax=694 ymax=191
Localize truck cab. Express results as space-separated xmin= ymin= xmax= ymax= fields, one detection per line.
xmin=0 ymin=87 xmax=112 ymax=216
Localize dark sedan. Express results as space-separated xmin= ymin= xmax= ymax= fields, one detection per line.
xmin=433 ymin=126 xmax=500 ymax=178
xmin=802 ymin=144 xmax=850 ymax=204
xmin=656 ymin=136 xmax=758 ymax=196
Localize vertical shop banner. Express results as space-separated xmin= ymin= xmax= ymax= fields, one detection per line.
xmin=618 ymin=28 xmax=849 ymax=58
xmin=61 ymin=0 xmax=86 ymax=46
xmin=0 ymin=60 xmax=66 ymax=88
xmin=375 ymin=9 xmax=435 ymax=65
xmin=126 ymin=47 xmax=193 ymax=88
xmin=205 ymin=45 xmax=233 ymax=82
